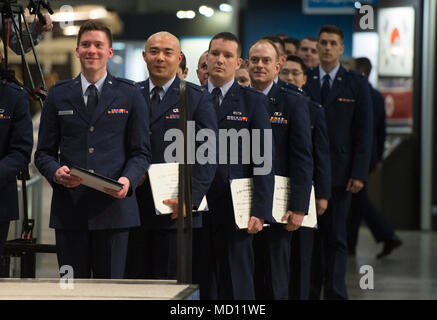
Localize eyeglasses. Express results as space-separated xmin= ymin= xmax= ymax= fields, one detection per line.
xmin=280 ymin=69 xmax=303 ymax=76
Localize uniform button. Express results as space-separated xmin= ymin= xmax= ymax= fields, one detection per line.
xmin=89 ymin=169 xmax=95 ymax=173
xmin=90 ymin=126 xmax=95 ymax=132
xmin=89 ymin=147 xmax=94 ymax=154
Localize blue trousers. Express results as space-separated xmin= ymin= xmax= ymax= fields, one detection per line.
xmin=55 ymin=228 xmax=129 ymax=279
xmin=254 ymin=224 xmax=292 ymax=300
xmin=199 ymin=224 xmax=255 ymax=300
xmin=310 ymin=188 xmax=351 ymax=300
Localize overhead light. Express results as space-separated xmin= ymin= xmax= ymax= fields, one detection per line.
xmin=219 ymin=3 xmax=233 ymax=12
xmin=89 ymin=8 xmax=108 ymax=20
xmin=199 ymin=5 xmax=214 ymax=18
xmin=52 ymin=5 xmax=108 ymax=22
xmin=62 ymin=25 xmax=80 ymax=36
xmin=176 ymin=10 xmax=196 ymax=19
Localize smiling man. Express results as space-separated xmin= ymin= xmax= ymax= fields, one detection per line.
xmin=125 ymin=31 xmax=217 ymax=281
xmin=247 ymin=39 xmax=313 ymax=300
xmin=35 ymin=21 xmax=151 ymax=279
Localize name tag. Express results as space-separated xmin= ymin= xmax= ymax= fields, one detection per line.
xmin=58 ymin=110 xmax=74 ymax=116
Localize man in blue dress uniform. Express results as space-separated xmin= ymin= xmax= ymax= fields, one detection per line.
xmin=247 ymin=39 xmax=313 ymax=300
xmin=35 ymin=21 xmax=151 ymax=279
xmin=0 ymin=82 xmax=33 ymax=257
xmin=304 ymin=25 xmax=373 ymax=299
xmin=125 ymin=31 xmax=217 ymax=280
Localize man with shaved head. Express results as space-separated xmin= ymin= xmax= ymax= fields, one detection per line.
xmin=125 ymin=31 xmax=218 ymax=280
xmin=196 ymin=50 xmax=209 ymax=86
xmin=247 ymin=39 xmax=313 ymax=299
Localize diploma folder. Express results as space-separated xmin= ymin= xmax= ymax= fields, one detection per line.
xmin=147 ymin=163 xmax=208 ymax=215
xmin=230 ymin=176 xmax=317 ymax=229
xmin=70 ymin=166 xmax=123 ymax=193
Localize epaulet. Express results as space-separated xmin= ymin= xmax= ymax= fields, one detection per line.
xmin=185 ymin=81 xmax=204 ymax=92
xmin=116 ymin=77 xmax=137 ymax=86
xmin=241 ymin=85 xmax=259 ymax=94
xmin=309 ymin=100 xmax=323 ymax=109
xmin=53 ymin=79 xmax=71 ymax=87
xmin=346 ymin=69 xmax=365 ymax=78
xmin=279 ymin=83 xmax=305 ymax=96
xmin=4 ymin=81 xmax=25 ymax=91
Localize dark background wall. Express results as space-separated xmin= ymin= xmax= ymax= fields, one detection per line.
xmin=240 ymin=0 xmax=355 ymax=59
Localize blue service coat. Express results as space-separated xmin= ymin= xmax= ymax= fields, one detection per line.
xmin=267 ymin=83 xmax=313 ymax=214
xmin=205 ymin=81 xmax=275 ymax=226
xmin=136 ymin=77 xmax=218 ymax=229
xmin=278 ymin=82 xmax=331 ymax=199
xmin=35 ymin=73 xmax=151 ymax=230
xmin=304 ymin=66 xmax=373 ymax=187
xmin=0 ymin=82 xmax=33 ymax=222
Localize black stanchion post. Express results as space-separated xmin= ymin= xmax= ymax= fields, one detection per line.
xmin=176 ymin=80 xmax=193 ymax=284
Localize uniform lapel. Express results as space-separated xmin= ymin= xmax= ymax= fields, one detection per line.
xmin=69 ymin=75 xmax=90 ymax=124
xmin=307 ymin=69 xmax=322 ymax=104
xmin=324 ymin=65 xmax=345 ymax=107
xmin=267 ymin=83 xmax=281 ymax=113
xmin=217 ymin=81 xmax=240 ymax=123
xmin=150 ymin=77 xmax=180 ymax=126
xmin=91 ymin=73 xmax=117 ymax=123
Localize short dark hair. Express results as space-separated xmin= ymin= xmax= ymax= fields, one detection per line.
xmin=274 ymin=33 xmax=288 ymax=40
xmin=77 ymin=20 xmax=113 ymax=47
xmin=354 ymin=57 xmax=372 ymax=76
xmin=284 ymin=37 xmax=300 ymax=50
xmin=248 ymin=39 xmax=280 ymax=61
xmin=301 ymin=36 xmax=317 ymax=43
xmin=179 ymin=51 xmax=187 ymax=70
xmin=285 ymin=55 xmax=307 ymax=75
xmin=263 ymin=35 xmax=285 ymax=55
xmin=209 ymin=32 xmax=242 ymax=57
xmin=318 ymin=25 xmax=344 ymax=42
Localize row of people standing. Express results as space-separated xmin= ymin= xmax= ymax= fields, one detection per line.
xmin=0 ymin=19 xmax=394 ymax=301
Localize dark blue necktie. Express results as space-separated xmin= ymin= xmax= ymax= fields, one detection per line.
xmin=150 ymin=86 xmax=163 ymax=113
xmin=212 ymin=87 xmax=221 ymax=109
xmin=321 ymin=74 xmax=330 ymax=106
xmin=86 ymin=84 xmax=98 ymax=118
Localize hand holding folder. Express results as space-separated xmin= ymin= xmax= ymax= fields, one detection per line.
xmin=68 ymin=166 xmax=129 ymax=198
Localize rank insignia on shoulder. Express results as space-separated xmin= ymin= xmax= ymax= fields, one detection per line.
xmin=107 ymin=108 xmax=129 ymax=114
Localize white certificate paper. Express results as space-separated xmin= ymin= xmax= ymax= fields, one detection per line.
xmin=147 ymin=163 xmax=208 ymax=215
xmin=272 ymin=176 xmax=317 ymax=229
xmin=230 ymin=178 xmax=254 ymax=229
xmin=229 ymin=176 xmax=317 ymax=229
